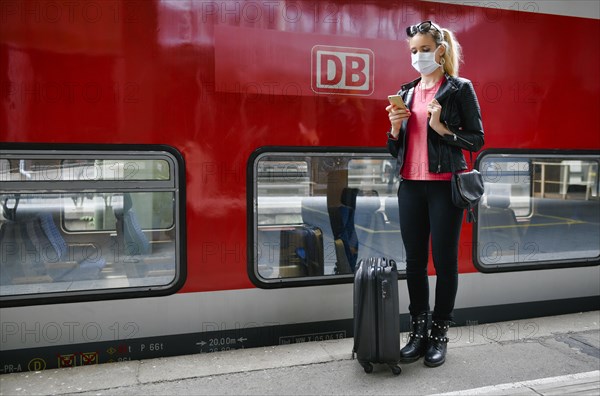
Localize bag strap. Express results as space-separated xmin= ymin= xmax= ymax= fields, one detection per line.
xmin=451 ymin=150 xmax=475 ymax=173
xmin=467 ymin=151 xmax=474 ymax=170
xmin=451 ymin=151 xmax=478 ymax=223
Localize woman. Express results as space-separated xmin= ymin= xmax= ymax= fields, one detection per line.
xmin=386 ymin=20 xmax=484 ymax=367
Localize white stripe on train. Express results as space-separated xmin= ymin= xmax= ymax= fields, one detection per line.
xmin=2 ymin=265 xmax=598 ymax=350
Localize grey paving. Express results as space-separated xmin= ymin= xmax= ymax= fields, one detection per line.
xmin=1 ymin=311 xmax=598 ymax=395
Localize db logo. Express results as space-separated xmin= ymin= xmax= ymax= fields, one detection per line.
xmin=311 ymin=45 xmax=374 ymax=95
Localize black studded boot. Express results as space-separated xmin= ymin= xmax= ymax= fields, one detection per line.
xmin=400 ymin=312 xmax=429 ymax=363
xmin=424 ymin=319 xmax=451 ymax=367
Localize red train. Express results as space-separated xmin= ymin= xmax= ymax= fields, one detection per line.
xmin=1 ymin=0 xmax=598 ymax=373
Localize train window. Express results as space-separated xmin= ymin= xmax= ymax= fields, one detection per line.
xmin=250 ymin=149 xmax=405 ymax=286
xmin=476 ymin=152 xmax=600 ymax=271
xmin=0 ymin=149 xmax=184 ymax=305
xmin=63 ymin=192 xmax=174 ymax=232
xmin=0 ymin=159 xmax=171 ymax=182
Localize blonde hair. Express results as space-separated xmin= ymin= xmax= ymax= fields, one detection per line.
xmin=439 ymin=28 xmax=462 ymax=77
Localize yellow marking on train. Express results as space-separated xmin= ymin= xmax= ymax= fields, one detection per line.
xmin=300 ymin=203 xmax=596 ymax=233
xmin=354 ymin=225 xmax=399 ymax=234
xmin=480 ymin=214 xmax=588 ymax=230
xmin=535 ymin=214 xmax=588 ymax=223
xmin=480 ymin=221 xmax=586 ymax=230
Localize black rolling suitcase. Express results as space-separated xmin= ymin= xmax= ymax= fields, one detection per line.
xmin=352 ymin=257 xmax=401 ymax=375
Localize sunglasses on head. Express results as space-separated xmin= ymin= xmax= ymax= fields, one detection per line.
xmin=406 ymin=20 xmax=442 ymax=37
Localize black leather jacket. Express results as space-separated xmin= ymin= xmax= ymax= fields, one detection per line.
xmin=387 ymin=74 xmax=484 ymax=175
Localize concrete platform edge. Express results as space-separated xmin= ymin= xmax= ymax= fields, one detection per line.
xmin=0 ymin=310 xmax=598 ymax=396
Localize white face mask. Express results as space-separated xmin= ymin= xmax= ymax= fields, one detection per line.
xmin=411 ymin=46 xmax=442 ymax=75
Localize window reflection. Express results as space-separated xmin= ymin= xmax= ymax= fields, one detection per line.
xmin=0 ymin=159 xmax=170 ymax=182
xmin=254 ymin=153 xmax=405 ymax=281
xmin=478 ymin=155 xmax=599 ymax=268
xmin=0 ymin=192 xmax=177 ymax=296
xmin=62 ymin=192 xmax=174 ymax=232
xmin=0 ymin=152 xmax=180 ymax=299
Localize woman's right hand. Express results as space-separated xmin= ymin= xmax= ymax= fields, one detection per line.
xmin=386 ymin=104 xmax=411 ymax=137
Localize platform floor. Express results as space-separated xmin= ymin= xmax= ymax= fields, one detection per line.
xmin=1 ymin=311 xmax=598 ymax=395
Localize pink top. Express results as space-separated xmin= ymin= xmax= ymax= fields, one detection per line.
xmin=401 ymin=78 xmax=452 ymax=181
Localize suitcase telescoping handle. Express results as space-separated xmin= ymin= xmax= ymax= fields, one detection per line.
xmin=381 ymin=279 xmax=390 ymax=299
xmin=381 ymin=263 xmax=396 ymax=299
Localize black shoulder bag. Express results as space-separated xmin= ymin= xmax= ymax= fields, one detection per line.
xmin=450 ymin=151 xmax=484 ymax=223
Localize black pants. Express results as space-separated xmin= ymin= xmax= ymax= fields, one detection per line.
xmin=398 ymin=180 xmax=464 ymax=321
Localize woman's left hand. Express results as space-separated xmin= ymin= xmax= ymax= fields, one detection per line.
xmin=428 ymin=99 xmax=451 ymax=137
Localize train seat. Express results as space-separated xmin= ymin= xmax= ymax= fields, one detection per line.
xmin=114 ymin=194 xmax=150 ymax=257
xmin=479 ymin=188 xmax=522 ymax=259
xmin=353 ymin=196 xmax=384 ymax=259
xmin=300 ymin=197 xmax=334 ymax=240
xmin=383 ymin=197 xmax=400 ymax=229
xmin=1 ymin=218 xmax=49 ymax=285
xmin=354 ymin=196 xmax=384 ymax=229
xmin=113 ymin=194 xmax=175 ymax=279
xmin=301 ymin=192 xmax=391 ymax=273
xmin=300 ymin=196 xmax=337 ymax=274
xmin=37 ymin=213 xmax=106 ymax=282
xmin=2 ymin=212 xmax=107 ymax=284
xmin=379 ymin=197 xmax=405 ymax=264
xmin=329 ymin=187 xmax=359 ymax=273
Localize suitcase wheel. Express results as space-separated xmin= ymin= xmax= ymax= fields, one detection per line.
xmin=389 ymin=364 xmax=402 ymax=376
xmin=360 ymin=362 xmax=373 ymax=374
